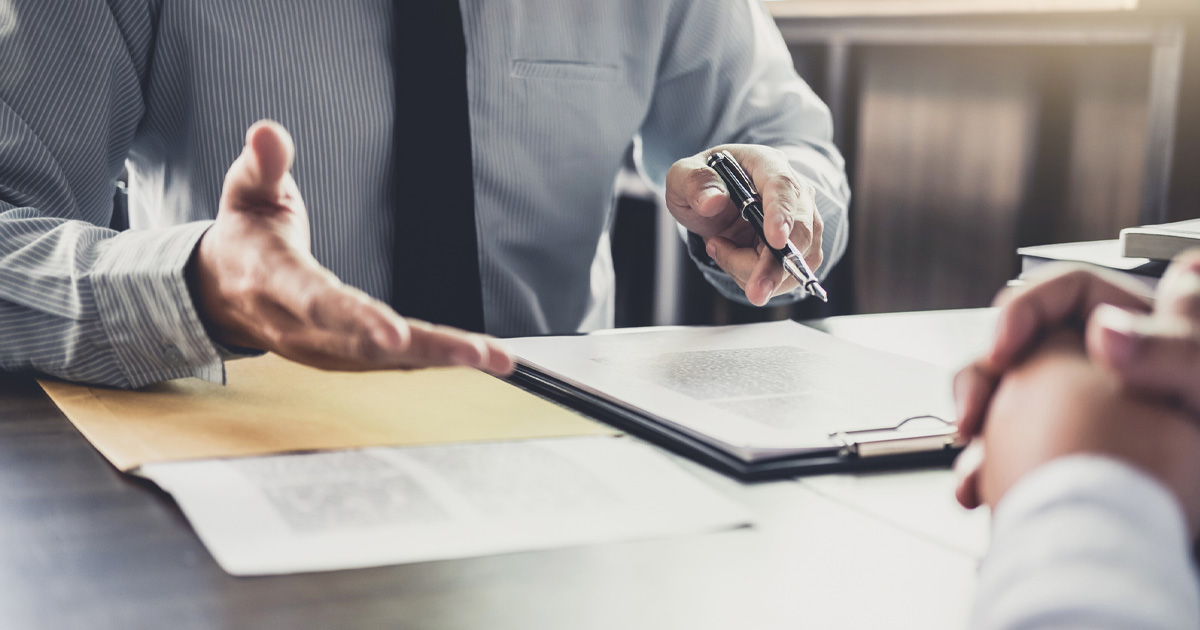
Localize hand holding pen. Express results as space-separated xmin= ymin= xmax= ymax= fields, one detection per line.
xmin=664 ymin=145 xmax=827 ymax=306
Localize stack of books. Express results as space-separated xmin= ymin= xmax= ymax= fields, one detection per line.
xmin=1016 ymin=240 xmax=1165 ymax=293
xmin=1015 ymin=218 xmax=1200 ymax=293
xmin=1119 ymin=219 xmax=1200 ymax=261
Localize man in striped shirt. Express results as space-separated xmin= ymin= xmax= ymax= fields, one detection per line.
xmin=0 ymin=0 xmax=850 ymax=388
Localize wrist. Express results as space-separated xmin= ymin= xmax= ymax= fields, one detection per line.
xmin=185 ymin=228 xmax=258 ymax=350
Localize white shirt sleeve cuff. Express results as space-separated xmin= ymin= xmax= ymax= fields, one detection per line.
xmin=974 ymin=454 xmax=1200 ymax=630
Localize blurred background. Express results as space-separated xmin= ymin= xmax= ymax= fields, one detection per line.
xmin=611 ymin=0 xmax=1200 ymax=328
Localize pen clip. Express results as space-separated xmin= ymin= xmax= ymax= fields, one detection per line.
xmin=707 ymin=151 xmax=758 ymax=209
xmin=719 ymin=150 xmax=757 ymax=196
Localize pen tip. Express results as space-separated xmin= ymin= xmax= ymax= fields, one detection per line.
xmin=809 ymin=283 xmax=829 ymax=303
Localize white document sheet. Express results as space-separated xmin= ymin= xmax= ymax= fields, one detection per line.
xmin=507 ymin=321 xmax=955 ymax=460
xmin=138 ymin=437 xmax=751 ymax=576
xmin=800 ymin=470 xmax=990 ymax=559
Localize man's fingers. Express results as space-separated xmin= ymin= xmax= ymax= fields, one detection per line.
xmin=804 ymin=207 xmax=824 ymax=271
xmin=726 ymin=146 xmax=809 ymax=251
xmin=1157 ymin=250 xmax=1200 ymax=321
xmin=954 ymin=360 xmax=1000 ymax=440
xmin=759 ymin=175 xmax=803 ymax=250
xmin=269 ymin=309 xmax=514 ymax=375
xmin=400 ymin=319 xmax=514 ymax=374
xmin=710 ymin=237 xmax=800 ymax=305
xmin=953 ymin=439 xmax=986 ymax=510
xmin=226 ymin=120 xmax=297 ymax=208
xmin=412 ymin=326 xmax=514 ymax=376
xmin=706 ymin=237 xmax=755 ymax=288
xmin=272 ymin=327 xmax=395 ymax=370
xmin=479 ymin=337 xmax=516 ymax=375
xmin=1083 ymin=253 xmax=1200 ymax=413
xmin=745 ymin=245 xmax=791 ymax=306
xmin=1087 ymin=305 xmax=1200 ymax=414
xmin=987 ymin=265 xmax=1153 ymax=370
xmin=247 ymin=120 xmax=295 ymax=187
xmin=254 ymin=257 xmax=514 ymax=374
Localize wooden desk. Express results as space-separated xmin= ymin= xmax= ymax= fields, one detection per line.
xmin=0 ymin=310 xmax=996 ymax=630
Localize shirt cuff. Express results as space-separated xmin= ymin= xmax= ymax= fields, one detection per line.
xmin=974 ymin=454 xmax=1200 ymax=630
xmin=90 ymin=222 xmax=227 ymax=388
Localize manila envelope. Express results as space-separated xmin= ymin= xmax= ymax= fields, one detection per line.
xmin=38 ymin=354 xmax=616 ymax=472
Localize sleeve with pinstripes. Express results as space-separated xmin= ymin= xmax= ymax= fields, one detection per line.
xmin=0 ymin=0 xmax=224 ymax=388
xmin=639 ymin=0 xmax=851 ymax=307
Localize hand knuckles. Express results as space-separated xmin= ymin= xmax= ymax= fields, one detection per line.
xmin=666 ymin=159 xmax=687 ymax=181
xmin=768 ymin=172 xmax=804 ymax=200
xmin=685 ymin=166 xmax=717 ymax=192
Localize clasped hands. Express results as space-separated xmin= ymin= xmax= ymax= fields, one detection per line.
xmin=954 ymin=254 xmax=1200 ymax=535
xmin=187 ymin=122 xmax=819 ymax=373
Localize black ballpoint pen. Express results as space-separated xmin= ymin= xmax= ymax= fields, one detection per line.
xmin=706 ymin=151 xmax=828 ymax=302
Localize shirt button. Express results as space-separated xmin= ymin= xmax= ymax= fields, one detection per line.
xmin=163 ymin=345 xmax=185 ymax=366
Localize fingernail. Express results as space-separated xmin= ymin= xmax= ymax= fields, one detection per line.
xmin=1093 ymin=304 xmax=1139 ymax=368
xmin=705 ymin=240 xmax=717 ymax=259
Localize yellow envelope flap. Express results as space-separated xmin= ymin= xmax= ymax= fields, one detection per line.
xmin=38 ymin=354 xmax=616 ymax=472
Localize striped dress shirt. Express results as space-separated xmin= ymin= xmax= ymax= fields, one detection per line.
xmin=0 ymin=0 xmax=849 ymax=388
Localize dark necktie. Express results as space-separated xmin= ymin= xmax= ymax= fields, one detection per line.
xmin=390 ymin=1 xmax=486 ymax=333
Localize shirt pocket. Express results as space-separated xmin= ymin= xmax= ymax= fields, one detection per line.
xmin=506 ymin=0 xmax=625 ymax=83
xmin=510 ymin=59 xmax=621 ymax=83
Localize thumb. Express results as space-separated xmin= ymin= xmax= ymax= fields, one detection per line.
xmin=227 ymin=120 xmax=296 ymax=206
xmin=665 ymin=155 xmax=729 ymax=218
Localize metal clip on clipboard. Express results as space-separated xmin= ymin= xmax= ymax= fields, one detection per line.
xmin=831 ymin=416 xmax=959 ymax=458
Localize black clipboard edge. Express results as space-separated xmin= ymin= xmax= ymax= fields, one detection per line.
xmin=507 ymin=365 xmax=961 ymax=482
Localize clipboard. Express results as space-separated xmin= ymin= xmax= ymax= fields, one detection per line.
xmin=509 ymin=364 xmax=961 ymax=482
